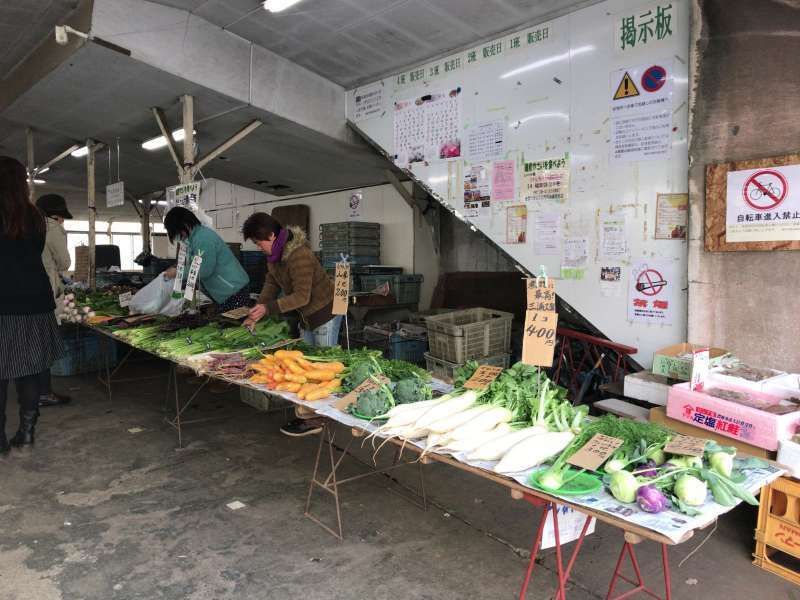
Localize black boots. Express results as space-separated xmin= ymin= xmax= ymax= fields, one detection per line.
xmin=39 ymin=391 xmax=71 ymax=407
xmin=0 ymin=414 xmax=9 ymax=455
xmin=10 ymin=409 xmax=37 ymax=448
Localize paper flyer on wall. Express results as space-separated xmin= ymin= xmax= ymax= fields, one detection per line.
xmin=463 ymin=164 xmax=491 ymax=218
xmin=533 ymin=211 xmax=561 ymax=255
xmin=561 ymin=237 xmax=588 ymax=279
xmin=599 ymin=213 xmax=628 ymax=258
xmin=466 ymin=120 xmax=505 ymax=163
xmin=655 ymin=193 xmax=688 ymax=239
xmin=492 ymin=159 xmax=516 ymax=202
xmin=523 ymin=155 xmax=569 ymax=203
xmin=393 ymin=88 xmax=462 ymax=167
xmin=506 ymin=205 xmax=527 ymax=244
xmin=725 ymin=165 xmax=800 ymax=242
xmin=600 ymin=266 xmax=623 ymax=298
xmin=628 ymin=259 xmax=676 ymax=324
xmin=352 ymin=82 xmax=384 ymax=122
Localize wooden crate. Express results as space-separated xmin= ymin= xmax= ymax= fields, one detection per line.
xmin=753 ymin=476 xmax=800 ymax=585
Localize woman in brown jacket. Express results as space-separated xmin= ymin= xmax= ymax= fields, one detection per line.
xmin=242 ymin=213 xmax=342 ymax=436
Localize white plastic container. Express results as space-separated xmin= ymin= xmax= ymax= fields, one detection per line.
xmin=777 ymin=438 xmax=800 ymax=478
xmin=763 ymin=373 xmax=800 ymax=401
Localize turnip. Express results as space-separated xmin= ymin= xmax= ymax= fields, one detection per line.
xmin=467 ymin=427 xmax=547 ymax=462
xmin=494 ymin=431 xmax=574 ymax=474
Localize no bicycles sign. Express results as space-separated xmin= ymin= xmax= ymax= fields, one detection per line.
xmin=726 ymin=164 xmax=800 ymax=242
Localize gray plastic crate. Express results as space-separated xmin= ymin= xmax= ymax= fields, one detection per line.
xmin=424 ymin=307 xmax=514 ymax=363
xmin=424 ymin=352 xmax=511 ymax=383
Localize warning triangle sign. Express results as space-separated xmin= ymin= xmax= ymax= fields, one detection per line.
xmin=613 ymin=72 xmax=640 ymax=100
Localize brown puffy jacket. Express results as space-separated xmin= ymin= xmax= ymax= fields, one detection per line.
xmin=257 ymin=226 xmax=334 ymax=330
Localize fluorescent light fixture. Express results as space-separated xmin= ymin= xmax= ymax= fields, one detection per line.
xmin=36 ymin=166 xmax=50 ymax=175
xmin=263 ymin=0 xmax=302 ymax=12
xmin=71 ymin=146 xmax=89 ymax=158
xmin=141 ymin=128 xmax=193 ymax=151
xmin=138 ymin=199 xmax=168 ymax=206
xmin=500 ymin=45 xmax=595 ymax=79
xmin=27 ymin=177 xmax=46 ymax=185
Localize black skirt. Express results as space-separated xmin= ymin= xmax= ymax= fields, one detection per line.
xmin=0 ymin=312 xmax=64 ymax=379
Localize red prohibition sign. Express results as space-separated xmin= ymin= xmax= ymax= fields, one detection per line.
xmin=743 ymin=169 xmax=788 ymax=211
xmin=636 ymin=269 xmax=667 ymax=296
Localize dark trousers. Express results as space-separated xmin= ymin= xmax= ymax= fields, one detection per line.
xmin=0 ymin=374 xmax=41 ymax=430
xmin=38 ymin=368 xmax=51 ymax=396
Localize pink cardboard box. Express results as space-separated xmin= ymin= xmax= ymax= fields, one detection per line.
xmin=666 ymin=382 xmax=800 ymax=451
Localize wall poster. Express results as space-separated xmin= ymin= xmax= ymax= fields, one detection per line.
xmin=393 ymin=88 xmax=462 ymax=167
xmin=463 ymin=164 xmax=491 ymax=218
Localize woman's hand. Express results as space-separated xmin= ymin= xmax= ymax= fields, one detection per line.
xmin=243 ymin=303 xmax=267 ymax=330
xmin=163 ymin=266 xmax=177 ymax=280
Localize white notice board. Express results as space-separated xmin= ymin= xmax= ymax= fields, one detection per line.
xmin=347 ymin=0 xmax=690 ymax=366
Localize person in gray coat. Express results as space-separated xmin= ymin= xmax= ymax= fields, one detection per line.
xmin=36 ymin=194 xmax=72 ymax=407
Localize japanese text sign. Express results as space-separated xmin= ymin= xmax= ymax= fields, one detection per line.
xmin=664 ymin=434 xmax=707 ymax=457
xmin=690 ymin=348 xmax=710 ymax=392
xmin=172 ymin=242 xmax=187 ymax=299
xmin=616 ymin=1 xmax=674 ymax=52
xmin=332 ymin=262 xmax=350 ymax=315
xmin=568 ymin=434 xmax=624 ymax=471
xmin=118 ymin=291 xmax=132 ymax=308
xmin=183 ymin=255 xmax=203 ymax=302
xmin=334 ymin=375 xmax=390 ymax=411
xmin=628 ymin=259 xmax=675 ymax=324
xmin=523 ymin=278 xmax=558 ymax=367
xmin=725 ymin=164 xmax=800 ymax=242
xmin=463 ymin=365 xmax=504 ymax=390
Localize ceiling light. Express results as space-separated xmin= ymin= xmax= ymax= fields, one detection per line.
xmin=138 ymin=199 xmax=168 ymax=206
xmin=27 ymin=178 xmax=46 ymax=185
xmin=263 ymin=0 xmax=303 ymax=13
xmin=500 ymin=45 xmax=595 ymax=79
xmin=141 ymin=128 xmax=193 ymax=151
xmin=71 ymin=146 xmax=89 ymax=158
xmin=36 ymin=166 xmax=50 ymax=175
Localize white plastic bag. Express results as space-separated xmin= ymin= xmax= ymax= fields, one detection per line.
xmin=130 ymin=274 xmax=174 ymax=315
xmin=159 ymin=294 xmax=185 ymax=317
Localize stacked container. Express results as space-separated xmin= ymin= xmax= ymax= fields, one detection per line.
xmin=319 ymin=222 xmax=381 ymax=268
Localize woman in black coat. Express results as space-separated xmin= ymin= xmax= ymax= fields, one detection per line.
xmin=0 ymin=156 xmax=63 ymax=452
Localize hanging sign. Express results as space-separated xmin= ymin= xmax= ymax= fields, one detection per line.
xmin=183 ymin=254 xmax=203 ymax=302
xmin=166 ymin=182 xmax=201 ymax=213
xmin=332 ymin=262 xmax=350 ymax=316
xmin=106 ymin=181 xmax=125 ymax=208
xmin=172 ymin=242 xmax=187 ymax=299
xmin=725 ymin=165 xmax=800 ymax=242
xmin=118 ymin=291 xmax=132 ymax=308
xmin=523 ymin=278 xmax=558 ymax=367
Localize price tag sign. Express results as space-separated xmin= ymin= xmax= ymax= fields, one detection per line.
xmin=522 ymin=278 xmax=558 ymax=367
xmin=172 ymin=242 xmax=187 ymax=299
xmin=568 ymin=433 xmax=624 ymax=471
xmin=221 ymin=306 xmax=251 ymax=320
xmin=690 ymin=348 xmax=710 ymax=392
xmin=183 ymin=254 xmax=203 ymax=302
xmin=333 ymin=375 xmax=390 ymax=411
xmin=118 ymin=291 xmax=132 ymax=308
xmin=332 ymin=261 xmax=350 ymax=315
xmin=664 ymin=434 xmax=707 ymax=457
xmin=463 ymin=365 xmax=503 ymax=390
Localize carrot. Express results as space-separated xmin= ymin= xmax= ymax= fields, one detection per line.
xmin=285 ymin=382 xmax=302 ymax=393
xmin=273 ymin=371 xmax=285 ymax=382
xmin=275 ymin=382 xmax=291 ymax=391
xmin=316 ymin=361 xmax=345 ymax=374
xmin=306 ymin=388 xmax=331 ymax=401
xmin=285 ymin=373 xmax=307 ymax=384
xmin=304 ymin=369 xmax=335 ymax=382
xmin=283 ymin=360 xmax=305 ymax=375
xmin=275 ymin=350 xmax=303 ymax=360
xmin=324 ymin=378 xmax=342 ymax=390
xmin=295 ymin=357 xmax=314 ymax=370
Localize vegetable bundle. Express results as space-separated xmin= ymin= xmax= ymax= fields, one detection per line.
xmin=249 ymin=349 xmax=344 ymax=401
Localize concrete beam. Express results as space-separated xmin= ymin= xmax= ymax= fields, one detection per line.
xmin=91 ymin=0 xmax=348 ymax=142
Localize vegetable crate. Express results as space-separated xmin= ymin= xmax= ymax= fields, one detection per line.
xmin=320 ymin=239 xmax=380 ymax=256
xmin=350 ymin=324 xmax=428 ymax=364
xmin=753 ymin=476 xmax=800 ymax=586
xmin=321 ymin=253 xmax=380 ymax=268
xmin=319 ymin=222 xmax=380 ymax=240
xmin=424 ymin=351 xmax=510 ymax=383
xmin=51 ymin=328 xmax=118 ymax=377
xmin=360 ymin=274 xmax=424 ymax=304
xmin=424 ymin=307 xmax=514 ymax=364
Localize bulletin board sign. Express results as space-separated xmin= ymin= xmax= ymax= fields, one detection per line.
xmin=705 ymin=153 xmax=800 ymax=252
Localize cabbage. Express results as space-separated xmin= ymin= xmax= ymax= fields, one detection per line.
xmin=709 ymin=452 xmax=733 ymax=478
xmin=637 ymin=485 xmax=668 ymax=513
xmin=609 ymin=470 xmax=639 ymax=503
xmin=674 ymin=474 xmax=707 ymax=506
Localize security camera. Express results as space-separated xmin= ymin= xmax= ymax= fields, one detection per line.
xmin=55 ymin=25 xmax=69 ymax=45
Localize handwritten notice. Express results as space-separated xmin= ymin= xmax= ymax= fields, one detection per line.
xmin=332 ymin=262 xmax=350 ymax=315
xmin=334 ymin=375 xmax=390 ymax=411
xmin=464 ymin=365 xmax=504 ymax=390
xmin=183 ymin=255 xmax=203 ymax=302
xmin=655 ymin=193 xmax=688 ymax=240
xmin=664 ymin=434 xmax=708 ymax=458
xmin=523 ymin=278 xmax=558 ymax=367
xmin=534 ymin=212 xmax=561 ymax=255
xmin=492 ymin=159 xmax=516 ymax=201
xmin=118 ymin=291 xmax=132 ymax=308
xmin=568 ymin=434 xmax=625 ymax=471
xmin=172 ymin=242 xmax=187 ymax=299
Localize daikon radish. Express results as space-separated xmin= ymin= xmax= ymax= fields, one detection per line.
xmin=443 ymin=423 xmax=512 ymax=453
xmin=427 ymin=405 xmax=493 ymax=434
xmin=467 ymin=427 xmax=547 ymax=462
xmin=412 ymin=390 xmax=478 ymax=430
xmin=385 ymin=396 xmax=447 ymax=418
xmin=447 ymin=407 xmax=513 ymax=442
xmin=494 ymin=431 xmax=575 ymax=474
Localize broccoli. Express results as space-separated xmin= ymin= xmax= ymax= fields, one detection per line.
xmin=344 ymin=359 xmax=381 ymax=391
xmin=394 ymin=378 xmax=433 ymax=405
xmin=350 ymin=387 xmax=393 ymax=418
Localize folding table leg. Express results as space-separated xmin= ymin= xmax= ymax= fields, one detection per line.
xmin=606 ymin=535 xmax=671 ymax=600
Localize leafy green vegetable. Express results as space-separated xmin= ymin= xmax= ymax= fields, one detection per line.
xmin=453 ymin=360 xmax=479 ymax=388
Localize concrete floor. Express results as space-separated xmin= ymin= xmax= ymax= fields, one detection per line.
xmin=0 ymin=359 xmax=797 ymax=600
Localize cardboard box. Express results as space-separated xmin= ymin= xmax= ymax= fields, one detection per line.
xmin=777 ymin=439 xmax=800 ymax=478
xmin=624 ymin=371 xmax=672 ymax=406
xmin=649 ymin=406 xmax=772 ymax=459
xmin=652 ymin=343 xmax=729 ymax=381
xmin=666 ymin=382 xmax=800 ymax=451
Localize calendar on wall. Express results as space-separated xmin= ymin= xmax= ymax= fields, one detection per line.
xmin=393 ymin=88 xmax=462 ymax=167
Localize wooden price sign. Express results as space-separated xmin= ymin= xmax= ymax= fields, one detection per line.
xmin=221 ymin=306 xmax=251 ymax=320
xmin=664 ymin=434 xmax=708 ymax=457
xmin=118 ymin=291 xmax=132 ymax=308
xmin=463 ymin=365 xmax=503 ymax=390
xmin=332 ymin=262 xmax=350 ymax=315
xmin=334 ymin=375 xmax=390 ymax=411
xmin=522 ymin=278 xmax=558 ymax=367
xmin=567 ymin=433 xmax=624 ymax=471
